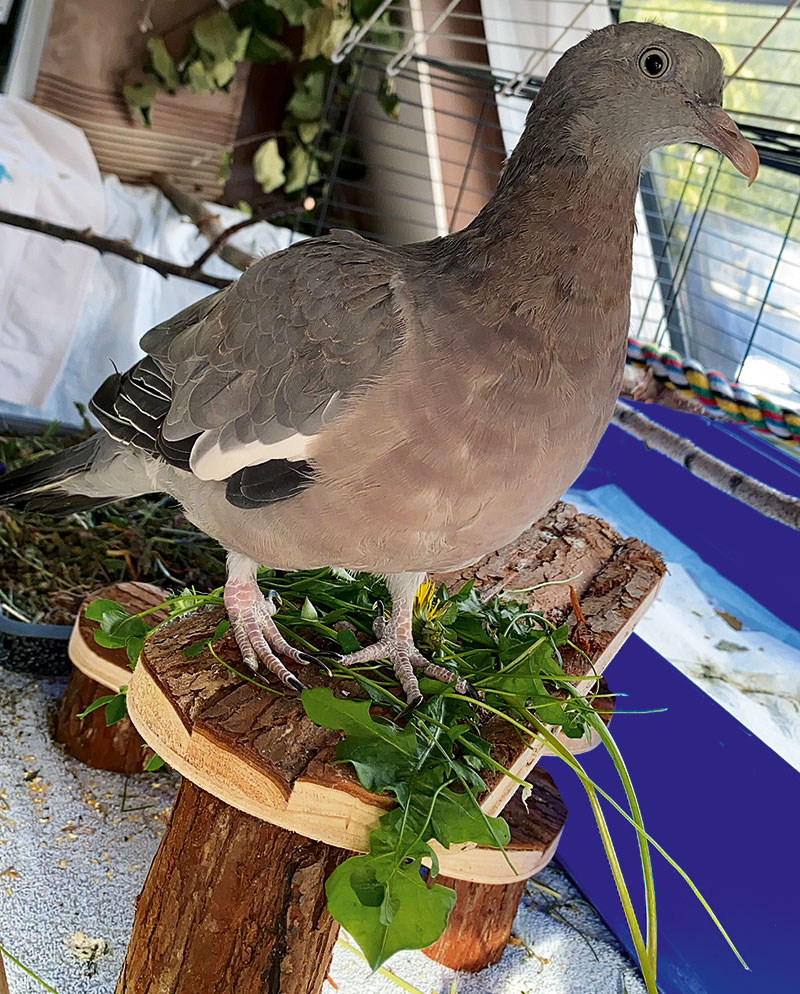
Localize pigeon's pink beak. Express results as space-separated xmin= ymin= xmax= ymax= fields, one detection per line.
xmin=694 ymin=104 xmax=759 ymax=185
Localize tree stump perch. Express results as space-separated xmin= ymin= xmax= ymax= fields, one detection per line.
xmin=114 ymin=503 xmax=663 ymax=989
xmin=56 ymin=582 xmax=167 ymax=774
xmin=114 ymin=778 xmax=347 ymax=994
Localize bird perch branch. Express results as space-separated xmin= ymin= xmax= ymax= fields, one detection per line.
xmin=613 ymin=400 xmax=800 ymax=531
xmin=0 ymin=209 xmax=232 ymax=290
xmin=151 ymin=172 xmax=314 ymax=275
xmin=151 ymin=173 xmax=258 ymax=274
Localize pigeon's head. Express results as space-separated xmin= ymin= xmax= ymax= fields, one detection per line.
xmin=532 ymin=21 xmax=758 ymax=183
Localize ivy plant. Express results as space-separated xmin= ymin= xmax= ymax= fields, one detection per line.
xmin=125 ymin=0 xmax=400 ymax=199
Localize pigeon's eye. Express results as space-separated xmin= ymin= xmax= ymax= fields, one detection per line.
xmin=639 ymin=47 xmax=670 ymax=79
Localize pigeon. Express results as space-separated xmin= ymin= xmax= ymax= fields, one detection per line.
xmin=0 ymin=22 xmax=758 ymax=708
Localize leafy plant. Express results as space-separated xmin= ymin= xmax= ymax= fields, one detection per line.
xmin=78 ymin=569 xmax=747 ymax=985
xmin=126 ymin=0 xmax=401 ymax=201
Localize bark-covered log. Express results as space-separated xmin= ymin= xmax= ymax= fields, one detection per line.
xmin=115 ymin=778 xmax=347 ymax=994
xmin=55 ymin=667 xmax=148 ymax=774
xmin=0 ymin=946 xmax=9 ymax=994
xmin=425 ymin=768 xmax=568 ymax=972
xmin=56 ymin=583 xmax=167 ymax=773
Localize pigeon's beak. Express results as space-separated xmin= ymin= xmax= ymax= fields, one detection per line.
xmin=693 ymin=104 xmax=759 ymax=185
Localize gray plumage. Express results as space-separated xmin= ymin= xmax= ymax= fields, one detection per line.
xmin=0 ymin=22 xmax=758 ymax=703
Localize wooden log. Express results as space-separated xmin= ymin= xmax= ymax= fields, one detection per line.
xmin=0 ymin=946 xmax=9 ymax=994
xmin=424 ymin=767 xmax=568 ymax=972
xmin=55 ymin=582 xmax=167 ymax=774
xmin=115 ymin=778 xmax=347 ymax=994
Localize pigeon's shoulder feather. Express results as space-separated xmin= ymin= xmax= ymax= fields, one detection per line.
xmin=90 ymin=231 xmax=413 ymax=507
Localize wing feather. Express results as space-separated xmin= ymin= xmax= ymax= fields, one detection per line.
xmin=89 ymin=231 xmax=409 ymax=506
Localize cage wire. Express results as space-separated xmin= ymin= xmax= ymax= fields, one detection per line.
xmin=287 ymin=0 xmax=800 ymax=451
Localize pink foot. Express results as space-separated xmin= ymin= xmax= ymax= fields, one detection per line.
xmin=223 ymin=574 xmax=314 ymax=692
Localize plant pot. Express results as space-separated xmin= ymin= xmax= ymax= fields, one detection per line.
xmin=0 ymin=608 xmax=72 ymax=676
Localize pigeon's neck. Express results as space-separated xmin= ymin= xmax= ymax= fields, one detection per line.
xmin=461 ymin=146 xmax=641 ymax=273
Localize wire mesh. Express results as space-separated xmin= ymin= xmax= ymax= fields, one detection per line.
xmin=294 ymin=0 xmax=800 ymax=408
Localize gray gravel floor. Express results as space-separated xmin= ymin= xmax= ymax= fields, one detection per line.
xmin=0 ymin=663 xmax=645 ymax=994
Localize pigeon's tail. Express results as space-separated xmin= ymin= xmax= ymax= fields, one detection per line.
xmin=0 ymin=434 xmax=148 ymax=515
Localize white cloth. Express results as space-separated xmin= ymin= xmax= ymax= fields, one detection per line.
xmin=0 ymin=159 xmax=304 ymax=427
xmin=0 ymin=96 xmax=105 ymax=406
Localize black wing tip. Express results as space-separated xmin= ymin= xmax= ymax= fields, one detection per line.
xmin=225 ymin=459 xmax=314 ymax=508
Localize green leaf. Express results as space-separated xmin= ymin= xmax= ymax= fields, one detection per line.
xmin=265 ymin=0 xmax=309 ymax=28
xmin=193 ymin=11 xmax=246 ymax=61
xmin=213 ymin=619 xmax=231 ymax=640
xmin=285 ymin=144 xmax=322 ymax=194
xmin=300 ymin=597 xmax=318 ymax=621
xmin=218 ymin=149 xmax=232 ymax=183
xmin=428 ymin=790 xmax=510 ymax=849
xmin=247 ymin=31 xmax=294 ymax=64
xmin=352 ymin=0 xmax=385 ymax=21
xmin=182 ymin=640 xmax=208 ymax=659
xmin=93 ymin=630 xmax=126 ymax=650
xmin=85 ymin=598 xmax=126 ymax=622
xmin=146 ymin=37 xmax=179 ymax=92
xmin=326 ymin=854 xmax=456 ymax=970
xmin=105 ymin=693 xmax=129 ymax=726
xmin=302 ymin=7 xmax=352 ymax=61
xmin=377 ymin=76 xmax=399 ymax=119
xmin=126 ymin=635 xmax=145 ymax=666
xmin=76 ymin=695 xmax=118 ymax=720
xmin=253 ymin=138 xmax=286 ymax=193
xmin=286 ymin=71 xmax=326 ymax=122
xmin=123 ymin=83 xmax=157 ymax=126
xmin=302 ymin=688 xmax=419 ymax=793
xmin=211 ymin=58 xmax=238 ymax=88
xmin=297 ymin=120 xmax=320 ymax=145
xmin=336 ymin=628 xmax=360 ymax=653
xmin=144 ymin=753 xmax=166 ymax=772
xmin=186 ymin=60 xmax=216 ymax=93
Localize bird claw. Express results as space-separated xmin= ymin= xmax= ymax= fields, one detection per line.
xmin=224 ymin=581 xmax=313 ymax=693
xmin=300 ymin=652 xmax=333 ymax=677
xmin=398 ymin=693 xmax=425 ymax=719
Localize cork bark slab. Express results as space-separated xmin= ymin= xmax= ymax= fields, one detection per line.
xmin=127 ymin=503 xmax=664 ymax=881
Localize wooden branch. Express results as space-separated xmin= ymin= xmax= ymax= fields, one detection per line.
xmin=0 ymin=947 xmax=9 ymax=994
xmin=115 ymin=779 xmax=346 ymax=994
xmin=0 ymin=209 xmax=232 ymax=290
xmin=613 ymin=400 xmax=800 ymax=531
xmin=152 ymin=172 xmax=259 ymax=274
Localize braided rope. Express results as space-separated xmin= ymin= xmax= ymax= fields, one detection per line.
xmin=626 ymin=337 xmax=800 ymax=448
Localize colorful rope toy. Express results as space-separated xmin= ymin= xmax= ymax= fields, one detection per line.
xmin=626 ymin=337 xmax=800 ymax=448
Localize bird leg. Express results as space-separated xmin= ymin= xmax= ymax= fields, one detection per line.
xmin=223 ymin=552 xmax=316 ymax=692
xmin=330 ymin=572 xmax=472 ymax=708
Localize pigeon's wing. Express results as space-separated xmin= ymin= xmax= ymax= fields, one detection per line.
xmin=89 ymin=231 xmax=408 ymax=507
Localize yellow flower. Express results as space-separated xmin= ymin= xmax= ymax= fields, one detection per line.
xmin=413 ymin=581 xmax=449 ymax=623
